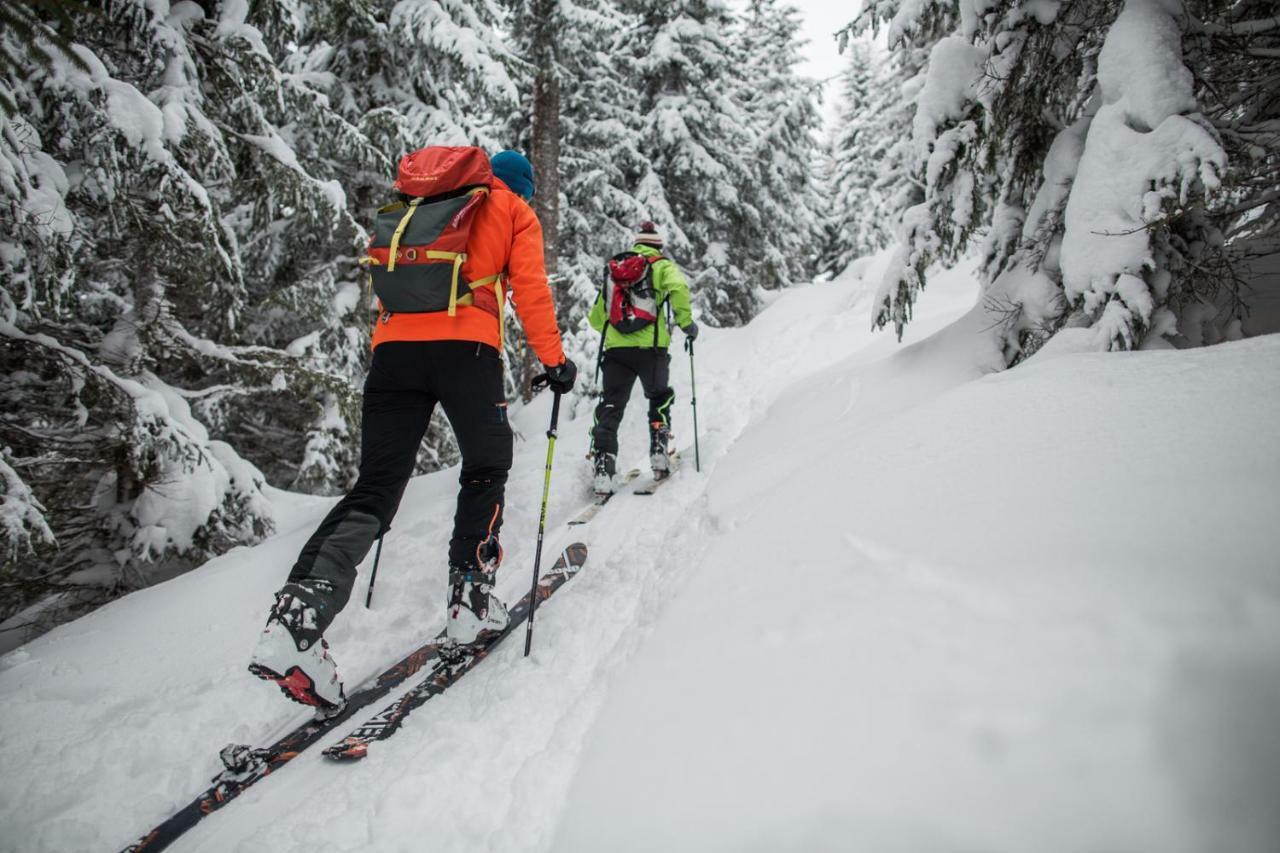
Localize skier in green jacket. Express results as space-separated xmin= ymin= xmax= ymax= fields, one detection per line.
xmin=588 ymin=221 xmax=697 ymax=493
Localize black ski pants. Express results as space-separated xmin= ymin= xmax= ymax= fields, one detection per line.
xmin=591 ymin=347 xmax=674 ymax=457
xmin=283 ymin=340 xmax=512 ymax=634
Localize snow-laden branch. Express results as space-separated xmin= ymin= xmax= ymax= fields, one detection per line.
xmin=0 ymin=455 xmax=56 ymax=557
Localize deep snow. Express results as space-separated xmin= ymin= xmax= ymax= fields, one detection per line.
xmin=1 ymin=253 xmax=1277 ymax=852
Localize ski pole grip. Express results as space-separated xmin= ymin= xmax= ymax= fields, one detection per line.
xmin=548 ymin=390 xmax=561 ymax=439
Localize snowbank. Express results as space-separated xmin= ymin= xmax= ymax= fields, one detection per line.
xmin=553 ymin=329 xmax=1280 ymax=852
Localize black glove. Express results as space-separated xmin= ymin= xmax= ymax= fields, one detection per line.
xmin=532 ymin=359 xmax=577 ymax=395
xmin=682 ymin=321 xmax=699 ymax=341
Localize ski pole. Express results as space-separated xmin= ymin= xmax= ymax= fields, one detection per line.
xmin=593 ymin=321 xmax=606 ymax=388
xmin=524 ymin=390 xmax=562 ymax=656
xmin=365 ymin=534 xmax=385 ymax=608
xmin=686 ymin=337 xmax=701 ymax=472
xmin=593 ymin=273 xmax=608 ymax=388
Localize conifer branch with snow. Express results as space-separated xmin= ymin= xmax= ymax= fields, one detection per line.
xmin=839 ymin=0 xmax=1276 ymax=360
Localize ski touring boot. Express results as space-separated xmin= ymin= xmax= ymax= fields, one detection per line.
xmin=650 ymin=422 xmax=674 ymax=479
xmin=592 ymin=451 xmax=618 ymax=495
xmin=446 ymin=537 xmax=509 ymax=648
xmin=248 ymin=584 xmax=346 ymax=713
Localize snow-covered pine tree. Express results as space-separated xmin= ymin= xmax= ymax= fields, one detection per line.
xmin=843 ymin=0 xmax=1268 ymax=359
xmin=500 ymin=0 xmax=567 ymax=401
xmin=190 ymin=0 xmax=380 ymax=495
xmin=1053 ymin=0 xmax=1230 ymax=353
xmin=1176 ymin=0 xmax=1280 ymax=343
xmin=503 ymin=0 xmax=654 ymax=403
xmin=864 ymin=50 xmax=926 ymax=258
xmin=0 ymin=0 xmax=411 ymax=639
xmin=820 ymin=40 xmax=881 ymax=277
xmin=822 ymin=39 xmax=926 ymax=279
xmin=617 ymin=0 xmax=761 ymax=327
xmin=504 ymin=0 xmax=564 ymax=274
xmin=511 ymin=0 xmax=823 ymax=377
xmin=1 ymin=2 xmax=266 ymax=635
xmin=295 ymin=0 xmax=515 ymax=151
xmin=288 ymin=0 xmax=516 ymax=458
xmin=733 ymin=0 xmax=825 ymax=291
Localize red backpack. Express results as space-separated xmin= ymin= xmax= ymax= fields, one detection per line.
xmin=605 ymin=251 xmax=664 ymax=334
xmin=360 ymin=146 xmax=504 ymax=327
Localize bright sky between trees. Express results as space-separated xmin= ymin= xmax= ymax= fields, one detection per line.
xmin=731 ymin=0 xmax=863 ymax=127
xmin=785 ymin=0 xmax=852 ymax=83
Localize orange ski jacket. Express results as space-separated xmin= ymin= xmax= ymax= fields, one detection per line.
xmin=371 ymin=178 xmax=565 ymax=366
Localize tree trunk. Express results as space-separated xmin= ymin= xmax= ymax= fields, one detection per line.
xmin=530 ymin=69 xmax=561 ymax=275
xmin=519 ymin=2 xmax=562 ymax=399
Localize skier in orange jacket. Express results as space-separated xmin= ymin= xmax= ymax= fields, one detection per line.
xmin=248 ymin=148 xmax=576 ymax=711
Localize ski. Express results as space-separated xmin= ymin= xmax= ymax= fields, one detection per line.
xmin=568 ymin=469 xmax=641 ymax=525
xmin=323 ymin=542 xmax=588 ymax=761
xmin=635 ymin=451 xmax=682 ymax=495
xmin=122 ymin=632 xmax=458 ymax=851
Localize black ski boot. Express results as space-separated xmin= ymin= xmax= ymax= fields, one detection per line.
xmin=649 ymin=422 xmax=674 ymax=478
xmin=446 ymin=536 xmax=508 ymax=645
xmin=592 ymin=451 xmax=618 ymax=495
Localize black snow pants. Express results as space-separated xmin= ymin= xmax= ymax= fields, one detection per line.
xmin=283 ymin=340 xmax=512 ymax=635
xmin=590 ymin=347 xmax=674 ymax=457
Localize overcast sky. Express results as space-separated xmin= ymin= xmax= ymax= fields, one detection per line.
xmin=785 ymin=0 xmax=856 ymax=83
xmin=729 ymin=0 xmax=860 ymax=128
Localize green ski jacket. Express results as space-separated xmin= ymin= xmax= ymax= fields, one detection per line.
xmin=588 ymin=244 xmax=694 ymax=350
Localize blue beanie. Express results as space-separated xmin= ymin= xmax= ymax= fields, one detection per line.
xmin=490 ymin=150 xmax=534 ymax=200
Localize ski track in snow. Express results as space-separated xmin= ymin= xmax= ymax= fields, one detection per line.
xmin=3 ymin=251 xmax=1279 ymax=852
xmin=165 ymin=258 xmax=976 ymax=853
xmin=0 ymin=250 xmax=913 ymax=852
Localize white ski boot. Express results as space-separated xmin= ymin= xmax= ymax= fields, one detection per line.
xmin=248 ymin=587 xmax=345 ymax=711
xmin=446 ymin=538 xmax=509 ymax=645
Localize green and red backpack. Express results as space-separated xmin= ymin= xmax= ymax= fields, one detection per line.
xmin=604 ymin=251 xmax=664 ymax=333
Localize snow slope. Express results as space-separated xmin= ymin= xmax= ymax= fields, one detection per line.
xmin=555 ymin=327 xmax=1280 ymax=853
xmin=2 ymin=253 xmax=1278 ymax=852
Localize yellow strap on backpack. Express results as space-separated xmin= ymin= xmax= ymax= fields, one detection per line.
xmin=386 ymin=198 xmax=421 ymax=272
xmin=448 ymin=254 xmax=466 ymax=316
xmin=496 ymin=277 xmax=505 ymax=349
xmin=469 ymin=272 xmax=506 ymax=348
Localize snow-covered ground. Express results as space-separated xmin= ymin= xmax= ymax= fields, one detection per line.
xmin=2 ymin=254 xmax=1277 ymax=853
